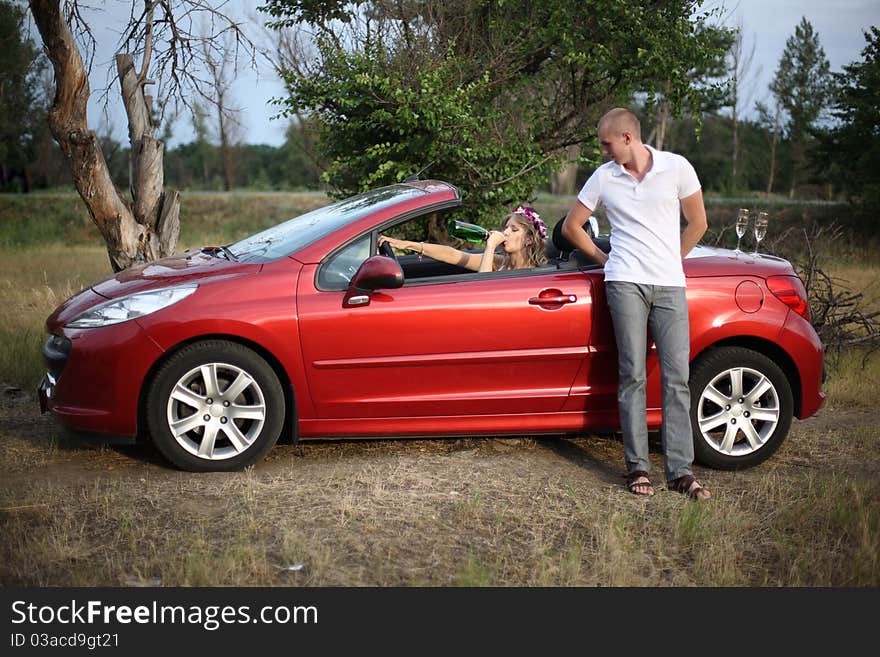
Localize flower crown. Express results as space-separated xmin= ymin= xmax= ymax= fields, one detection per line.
xmin=511 ymin=205 xmax=547 ymax=239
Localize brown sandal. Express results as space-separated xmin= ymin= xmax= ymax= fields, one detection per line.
xmin=668 ymin=474 xmax=711 ymax=500
xmin=624 ymin=470 xmax=655 ymax=497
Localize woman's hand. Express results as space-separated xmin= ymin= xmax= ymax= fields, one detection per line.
xmin=485 ymin=230 xmax=506 ymax=250
xmin=378 ymin=235 xmax=409 ymax=251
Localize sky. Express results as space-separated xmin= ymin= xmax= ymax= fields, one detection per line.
xmin=70 ymin=0 xmax=880 ymax=148
xmin=717 ymin=0 xmax=878 ymax=111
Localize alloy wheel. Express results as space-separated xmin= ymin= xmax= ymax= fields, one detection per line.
xmin=696 ymin=365 xmax=781 ymax=457
xmin=166 ymin=362 xmax=267 ymax=461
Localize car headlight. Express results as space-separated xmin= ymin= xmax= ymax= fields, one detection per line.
xmin=66 ymin=285 xmax=198 ymax=328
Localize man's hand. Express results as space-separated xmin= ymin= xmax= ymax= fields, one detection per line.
xmin=680 ymin=190 xmax=708 ymax=258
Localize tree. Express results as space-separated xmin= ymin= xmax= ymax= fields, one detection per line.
xmin=0 ymin=0 xmax=46 ymax=192
xmin=641 ymin=23 xmax=733 ymax=152
xmin=726 ymin=20 xmax=759 ymax=192
xmin=768 ymin=17 xmax=831 ymax=198
xmin=202 ymin=33 xmax=242 ymax=191
xmin=190 ymin=100 xmax=213 ymax=187
xmin=754 ymin=97 xmax=783 ymax=194
xmin=27 ymin=1 xmax=254 ymax=271
xmin=262 ymin=0 xmax=732 ymax=223
xmin=814 ymin=27 xmax=880 ymax=212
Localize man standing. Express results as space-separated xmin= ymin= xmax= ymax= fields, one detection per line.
xmin=562 ymin=108 xmax=710 ymax=500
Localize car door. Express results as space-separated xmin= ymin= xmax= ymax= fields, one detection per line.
xmin=296 ymin=265 xmax=595 ymax=419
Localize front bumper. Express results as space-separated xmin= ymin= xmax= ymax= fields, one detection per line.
xmin=37 ymin=320 xmax=164 ymax=438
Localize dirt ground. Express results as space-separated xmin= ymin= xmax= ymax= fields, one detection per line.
xmin=1 ymin=388 xmax=878 ymax=586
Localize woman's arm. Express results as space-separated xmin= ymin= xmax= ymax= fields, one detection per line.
xmin=478 ymin=231 xmax=506 ymax=272
xmin=378 ymin=236 xmax=485 ymax=271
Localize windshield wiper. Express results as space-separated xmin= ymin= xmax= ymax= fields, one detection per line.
xmin=203 ymin=245 xmax=238 ymax=261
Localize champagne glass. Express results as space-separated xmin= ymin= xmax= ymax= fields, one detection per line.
xmin=731 ymin=208 xmax=749 ymax=258
xmin=752 ymin=211 xmax=768 ymax=257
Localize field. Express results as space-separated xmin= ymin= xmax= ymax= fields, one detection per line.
xmin=0 ymin=192 xmax=878 ymax=586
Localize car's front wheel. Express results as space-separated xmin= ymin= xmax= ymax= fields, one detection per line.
xmin=689 ymin=346 xmax=793 ymax=470
xmin=146 ymin=340 xmax=285 ymax=472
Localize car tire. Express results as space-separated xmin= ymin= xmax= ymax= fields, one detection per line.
xmin=146 ymin=340 xmax=285 ymax=472
xmin=689 ymin=346 xmax=793 ymax=470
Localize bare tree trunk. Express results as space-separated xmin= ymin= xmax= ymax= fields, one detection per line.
xmin=654 ymin=80 xmax=671 ymax=151
xmin=116 ymin=53 xmax=180 ymax=260
xmin=29 ymin=0 xmax=179 ymax=272
xmin=766 ymin=102 xmax=781 ymax=195
xmin=729 ymin=22 xmax=757 ymax=193
xmin=732 ymin=100 xmax=738 ymax=188
xmin=426 ymin=213 xmax=446 ymax=244
xmin=218 ymin=107 xmax=233 ymax=191
xmin=549 ymin=145 xmax=580 ymax=196
xmin=202 ymin=35 xmax=238 ymax=192
xmin=788 ymin=140 xmax=801 ymax=199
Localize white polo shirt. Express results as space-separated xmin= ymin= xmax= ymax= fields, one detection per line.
xmin=577 ymin=145 xmax=701 ymax=287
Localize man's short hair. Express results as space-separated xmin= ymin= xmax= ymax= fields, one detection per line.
xmin=598 ymin=108 xmax=642 ymax=140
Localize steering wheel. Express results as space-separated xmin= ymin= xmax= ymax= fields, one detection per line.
xmin=378 ymin=240 xmax=398 ymax=262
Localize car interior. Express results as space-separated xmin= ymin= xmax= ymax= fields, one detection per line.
xmin=377 ymin=209 xmax=611 ymax=281
xmin=317 ymin=208 xmax=612 ymax=291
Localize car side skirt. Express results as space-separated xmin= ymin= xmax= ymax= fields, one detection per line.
xmin=298 ymin=409 xmax=664 ymax=438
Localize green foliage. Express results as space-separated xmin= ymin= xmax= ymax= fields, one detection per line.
xmin=659 ymin=113 xmax=774 ymax=194
xmin=814 ymin=27 xmax=880 ymax=213
xmin=264 ymin=0 xmax=732 ymax=222
xmin=284 ymin=42 xmax=545 ymax=222
xmin=259 ymin=0 xmax=366 ymax=27
xmin=161 ymin=126 xmax=322 ymax=191
xmin=638 ymin=21 xmax=734 ymax=124
xmin=771 ymin=17 xmax=832 ymax=140
xmin=0 ymin=0 xmax=49 ymax=192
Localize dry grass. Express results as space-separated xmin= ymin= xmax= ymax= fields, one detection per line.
xmin=0 ymin=198 xmax=878 ymax=587
xmin=0 ymin=246 xmax=109 ymax=391
xmin=1 ymin=399 xmax=878 ymax=586
xmin=819 ymin=261 xmax=880 ymax=409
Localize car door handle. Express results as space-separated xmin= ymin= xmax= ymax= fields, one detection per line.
xmin=528 ymin=293 xmax=577 ymax=305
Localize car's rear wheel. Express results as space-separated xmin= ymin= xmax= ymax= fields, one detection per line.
xmin=689 ymin=346 xmax=793 ymax=470
xmin=146 ymin=340 xmax=284 ymax=472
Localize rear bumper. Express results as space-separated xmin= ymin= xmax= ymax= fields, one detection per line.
xmin=781 ymin=312 xmax=826 ymax=419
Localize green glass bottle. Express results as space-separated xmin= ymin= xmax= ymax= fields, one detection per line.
xmin=448 ymin=219 xmax=489 ymax=244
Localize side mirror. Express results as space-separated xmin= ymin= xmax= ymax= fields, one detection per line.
xmin=343 ymin=255 xmax=404 ymax=307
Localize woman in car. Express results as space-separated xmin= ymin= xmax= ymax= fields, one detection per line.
xmin=379 ymin=205 xmax=548 ymax=272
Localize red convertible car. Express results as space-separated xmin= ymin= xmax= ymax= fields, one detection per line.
xmin=39 ymin=180 xmax=825 ymax=472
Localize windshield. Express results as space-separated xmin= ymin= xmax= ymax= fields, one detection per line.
xmin=228 ymin=185 xmax=426 ymax=263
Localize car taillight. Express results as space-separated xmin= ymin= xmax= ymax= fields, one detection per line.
xmin=767 ymin=275 xmax=810 ymax=321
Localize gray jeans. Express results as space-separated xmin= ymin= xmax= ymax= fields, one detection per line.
xmin=605 ymin=281 xmax=694 ymax=481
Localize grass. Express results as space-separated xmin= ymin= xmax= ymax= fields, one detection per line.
xmin=0 ymin=191 xmax=331 ymax=251
xmin=0 ymin=246 xmax=109 ymax=391
xmin=823 ymin=349 xmax=880 ymax=408
xmin=2 ymin=430 xmax=876 ymax=586
xmin=0 ymin=192 xmax=878 ymax=587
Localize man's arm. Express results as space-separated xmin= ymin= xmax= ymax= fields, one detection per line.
xmin=680 ymin=189 xmax=708 ymax=258
xmin=562 ymin=201 xmax=608 ymax=266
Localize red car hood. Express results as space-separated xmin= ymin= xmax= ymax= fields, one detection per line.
xmin=90 ymin=250 xmax=260 ymax=299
